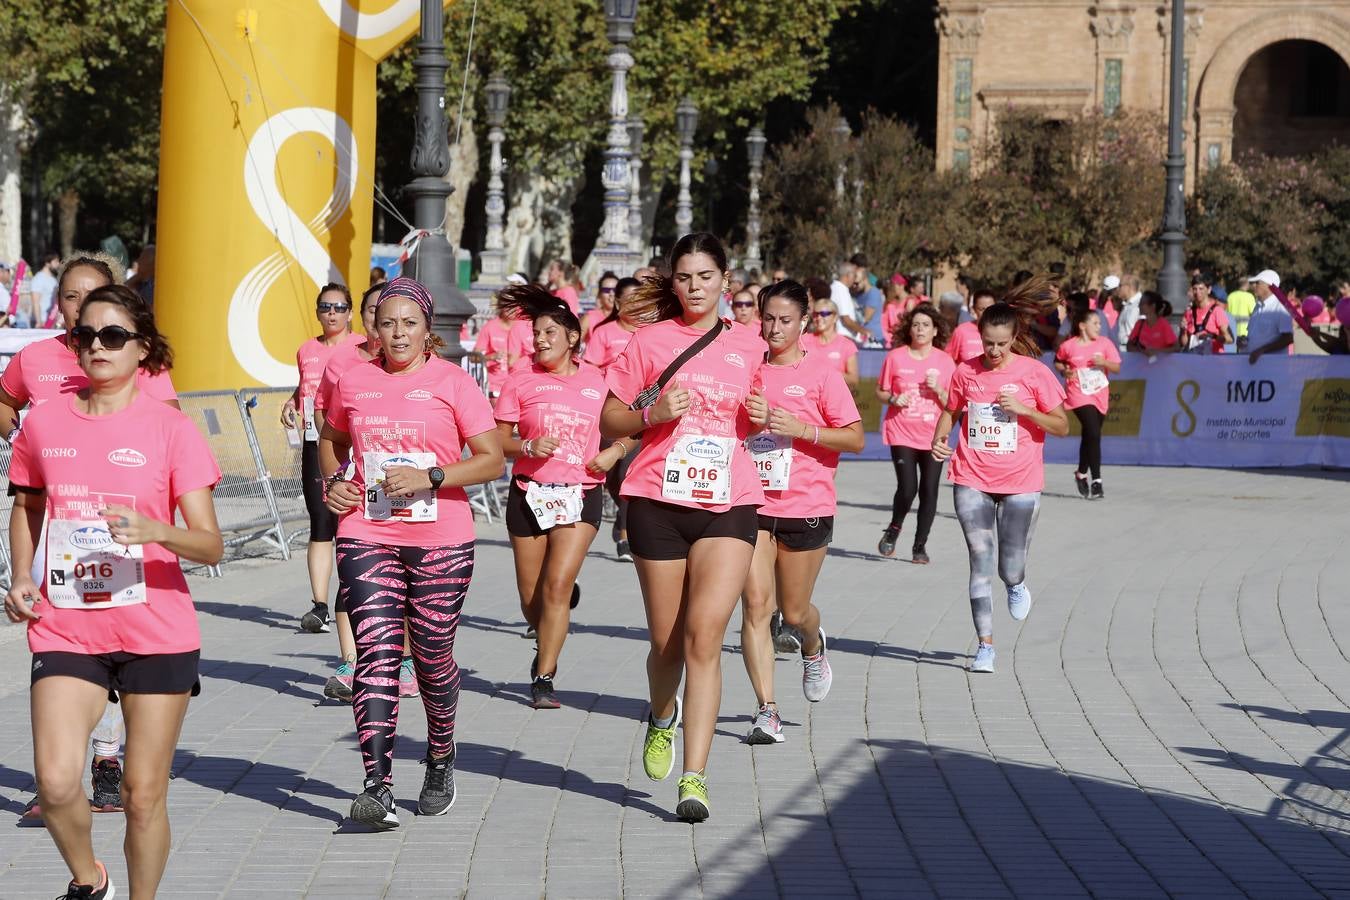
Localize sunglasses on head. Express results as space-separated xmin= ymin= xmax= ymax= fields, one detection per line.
xmin=318 ymin=302 xmax=351 ymax=313
xmin=814 ymin=310 xmax=835 ymax=318
xmin=71 ymin=325 xmax=144 ymax=351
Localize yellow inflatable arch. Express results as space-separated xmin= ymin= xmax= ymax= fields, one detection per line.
xmin=156 ymin=1 xmax=446 ymax=390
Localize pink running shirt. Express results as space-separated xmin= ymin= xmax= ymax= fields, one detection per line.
xmin=9 ymin=393 xmax=221 ymax=655
xmin=945 ymin=354 xmax=1066 ymax=495
xmin=475 ymin=317 xmax=513 ymax=395
xmin=325 ymin=357 xmax=497 ymax=547
xmin=1128 ymin=318 xmax=1177 ymax=352
xmin=605 ymin=318 xmax=766 ymax=512
xmin=948 ymin=321 xmax=984 ymax=365
xmin=1055 ymin=335 xmax=1120 ymax=414
xmin=756 ymin=353 xmax=860 ymax=518
xmin=583 ymin=308 xmax=608 ymax=335
xmin=880 ymin=302 xmax=905 ymax=348
xmin=582 ymin=319 xmax=634 ymax=369
xmin=314 ymin=337 xmax=373 ymax=411
xmin=297 ymin=333 xmax=364 ymax=432
xmin=495 ymin=362 xmax=608 ymax=487
xmin=2 ymin=334 xmax=177 ymax=409
xmin=552 ymin=285 xmax=581 ymax=314
xmin=879 ymin=346 xmax=957 ymax=451
xmin=1182 ymin=303 xmax=1231 ymax=353
xmin=799 ymin=332 xmax=857 ymax=375
xmin=507 ymin=318 xmax=535 ymax=364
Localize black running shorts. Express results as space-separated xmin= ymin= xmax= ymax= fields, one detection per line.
xmin=756 ymin=514 xmax=834 ymax=552
xmin=30 ymin=650 xmax=201 ymax=701
xmin=626 ymin=498 xmax=759 ymax=560
xmin=505 ymin=479 xmax=605 ymax=538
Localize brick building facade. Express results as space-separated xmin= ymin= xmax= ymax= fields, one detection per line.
xmin=934 ymin=2 xmax=1350 ymax=182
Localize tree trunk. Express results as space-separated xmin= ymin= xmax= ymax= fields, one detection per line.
xmin=57 ymin=188 xmax=78 ymax=258
xmin=0 ymin=88 xmax=25 ymax=265
xmin=502 ymin=156 xmax=584 ymax=279
xmin=443 ymin=96 xmax=479 ymax=250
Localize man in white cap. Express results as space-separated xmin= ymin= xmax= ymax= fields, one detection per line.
xmin=1246 ymin=269 xmax=1293 ymax=364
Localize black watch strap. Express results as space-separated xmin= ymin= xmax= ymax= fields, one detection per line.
xmin=428 ymin=466 xmax=446 ymax=490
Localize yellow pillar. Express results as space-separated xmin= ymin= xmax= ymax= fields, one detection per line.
xmin=155 ymin=1 xmax=445 ymax=390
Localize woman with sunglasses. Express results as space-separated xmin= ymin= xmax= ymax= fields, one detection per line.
xmin=5 ymin=284 xmax=223 ymax=900
xmin=321 ymin=277 xmax=503 ymax=830
xmin=2 ymin=253 xmax=176 ymax=827
xmin=280 ymin=284 xmax=364 ymax=638
xmin=581 ymin=271 xmax=618 ymax=342
xmin=601 ymin=232 xmax=769 ymax=822
xmin=740 ymin=280 xmax=862 ymax=745
xmin=730 ymin=288 xmax=760 ymax=328
xmin=583 ymin=277 xmax=641 ymax=560
xmin=801 ymin=298 xmax=859 ymax=388
xmin=495 ymin=283 xmax=625 ymax=708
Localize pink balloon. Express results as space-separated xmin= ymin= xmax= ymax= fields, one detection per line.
xmin=1337 ymin=297 xmax=1350 ymax=326
xmin=1302 ymin=296 xmax=1325 ymax=319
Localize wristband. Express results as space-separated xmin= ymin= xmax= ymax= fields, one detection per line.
xmin=642 ymin=406 xmax=652 ymax=428
xmin=522 ymin=439 xmax=533 ymax=458
xmin=813 ymin=425 xmax=820 ymax=444
xmin=3 ymin=427 xmax=17 ymax=445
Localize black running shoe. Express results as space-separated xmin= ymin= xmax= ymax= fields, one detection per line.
xmin=911 ymin=544 xmax=930 ymax=565
xmin=878 ymin=525 xmax=900 ymax=557
xmin=299 ymin=602 xmax=331 ymax=634
xmin=1090 ymin=480 xmax=1104 ymax=500
xmin=570 ymin=583 xmax=581 ymax=609
xmin=350 ymin=778 xmax=400 ymax=830
xmin=616 ymin=539 xmax=634 ymax=562
xmin=90 ymin=759 xmax=122 ymax=811
xmin=417 ymin=751 xmax=456 ymax=816
xmin=522 ymin=625 xmax=537 ymax=640
xmin=59 ymin=860 xmax=114 ymax=899
xmin=531 ymin=674 xmax=561 ymax=709
xmin=1075 ymin=473 xmax=1090 ymax=499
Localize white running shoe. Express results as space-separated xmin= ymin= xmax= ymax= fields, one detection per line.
xmin=746 ymin=704 xmax=785 ymax=744
xmin=971 ymin=643 xmax=996 ymax=673
xmin=802 ymin=628 xmax=833 ymax=702
xmin=1007 ymin=582 xmax=1032 ymax=621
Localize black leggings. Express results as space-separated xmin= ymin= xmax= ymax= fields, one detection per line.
xmin=1073 ymin=406 xmax=1104 ymax=480
xmin=301 ymin=440 xmax=338 ymax=542
xmin=889 ymin=445 xmax=942 ymax=545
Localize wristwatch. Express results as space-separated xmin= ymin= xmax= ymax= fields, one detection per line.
xmin=427 ymin=466 xmax=446 ymax=490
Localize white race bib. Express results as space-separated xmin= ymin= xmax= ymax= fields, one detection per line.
xmin=662 ymin=434 xmax=733 ymax=504
xmin=1077 ymin=367 xmax=1108 ymax=396
xmin=363 ymin=451 xmax=438 ymax=522
xmin=45 ymin=519 xmax=146 ymax=610
xmin=967 ymin=402 xmax=1018 ymax=454
xmin=524 ymin=481 xmax=584 ymax=530
xmin=747 ymin=433 xmax=793 ymax=490
xmin=302 ymin=396 xmax=319 ymax=442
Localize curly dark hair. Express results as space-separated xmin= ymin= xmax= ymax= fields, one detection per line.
xmin=893 ymin=302 xmax=951 ymax=350
xmin=78 ymin=284 xmax=173 ymax=374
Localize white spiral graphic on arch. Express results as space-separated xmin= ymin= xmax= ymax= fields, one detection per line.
xmin=316 ymin=0 xmax=420 ymax=40
xmin=229 ymin=107 xmax=357 ymax=385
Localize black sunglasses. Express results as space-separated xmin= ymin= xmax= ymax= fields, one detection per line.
xmin=318 ymin=302 xmax=351 ymax=313
xmin=732 ymin=301 xmax=755 ymax=309
xmin=598 ymin=287 xmax=616 ymax=294
xmin=813 ymin=310 xmax=835 ymax=318
xmin=71 ymin=325 xmax=144 ymax=351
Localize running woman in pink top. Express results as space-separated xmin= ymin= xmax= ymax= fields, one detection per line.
xmin=600 ymin=233 xmax=770 ymax=822
xmin=5 ymin=285 xmax=223 ymax=900
xmin=473 ymin=299 xmax=518 ymax=399
xmin=877 ymin=303 xmax=956 ymax=564
xmin=947 ymin=286 xmax=997 ymax=365
xmin=930 ymin=277 xmax=1068 ymax=675
xmin=581 ymin=271 xmax=618 ymax=341
xmin=279 ymin=284 xmax=363 ymax=638
xmin=321 ymin=277 xmax=503 ymax=830
xmin=495 ymin=284 xmax=629 ymax=709
xmin=1055 ymin=304 xmax=1121 ymax=500
xmin=801 ymin=298 xmax=859 ymax=387
xmin=582 ymin=276 xmax=641 ymax=560
xmin=740 ymin=281 xmax=862 ymax=746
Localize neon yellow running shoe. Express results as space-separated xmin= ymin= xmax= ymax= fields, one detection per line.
xmin=642 ymin=695 xmax=681 ymax=781
xmin=676 ymin=773 xmax=709 ymax=822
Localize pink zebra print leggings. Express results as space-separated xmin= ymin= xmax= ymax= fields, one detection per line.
xmin=336 ymin=538 xmax=473 ymax=785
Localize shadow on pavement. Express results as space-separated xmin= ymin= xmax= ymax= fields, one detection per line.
xmin=194 ymin=599 xmax=302 ymax=632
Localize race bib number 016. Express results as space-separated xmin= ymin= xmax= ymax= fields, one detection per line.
xmin=46 ymin=519 xmax=146 ymax=609
xmin=663 ymin=435 xmax=733 ymax=504
xmin=364 ymin=452 xmax=438 ymax=522
xmin=525 ymin=481 xmax=583 ymax=530
xmin=967 ymin=402 xmax=1018 ymax=454
xmin=746 ymin=433 xmax=793 ymax=490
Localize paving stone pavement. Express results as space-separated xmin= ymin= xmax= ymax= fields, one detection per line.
xmin=3 ymin=462 xmax=1350 ymax=898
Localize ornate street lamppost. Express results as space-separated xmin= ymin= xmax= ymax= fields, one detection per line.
xmin=405 ymin=0 xmax=474 ymax=358
xmin=675 ymin=96 xmax=699 ymax=235
xmin=1158 ymin=0 xmax=1188 ymax=310
xmin=595 ymin=0 xmax=639 ymax=276
xmin=743 ymin=125 xmax=766 ymax=273
xmin=478 ymin=71 xmax=511 ymax=283
xmin=627 ymin=115 xmax=645 ymax=256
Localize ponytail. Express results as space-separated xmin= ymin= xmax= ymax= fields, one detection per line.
xmin=981 ymin=273 xmax=1059 ymax=357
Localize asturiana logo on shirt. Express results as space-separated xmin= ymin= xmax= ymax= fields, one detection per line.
xmin=686 ymin=438 xmax=725 ymax=460
xmin=581 ymin=388 xmax=602 ymax=400
xmin=999 ymin=383 xmax=1021 ymax=395
xmin=69 ymin=526 xmax=115 ymax=551
xmin=724 ymin=353 xmax=745 ymax=368
xmin=784 ymin=385 xmax=807 ymax=398
xmin=381 ymin=456 xmax=418 ymax=470
xmin=108 ymin=448 xmax=148 ymax=467
xmin=404 ymin=389 xmax=433 ymax=401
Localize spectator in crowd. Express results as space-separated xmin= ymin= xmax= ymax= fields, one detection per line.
xmin=804 ymin=276 xmax=832 ymax=306
xmin=369 ymin=266 xmax=387 ymax=287
xmin=730 ymin=289 xmax=759 ymax=328
xmin=937 ymin=291 xmax=965 ymax=332
xmin=125 ymin=245 xmax=155 ymax=313
xmin=771 ymin=267 xmax=789 ymax=282
xmin=1224 ymin=278 xmax=1256 ymax=351
xmin=729 ymin=268 xmax=748 ymax=296
xmin=1246 ymin=270 xmax=1294 ymax=364
xmin=828 ymin=260 xmax=865 ymax=342
xmin=1096 ymin=276 xmax=1120 ymax=331
xmin=27 ymin=252 xmax=60 ymax=328
xmin=1180 ymin=273 xmax=1232 ymax=353
xmin=1335 ymin=279 xmax=1350 ymax=302
xmin=1115 ymin=274 xmax=1142 ymax=350
xmin=849 ymin=253 xmax=884 ymax=344
xmin=1127 ymin=291 xmax=1178 ymax=357
xmin=955 ymin=274 xmax=975 ymax=318
xmin=879 ymin=279 xmax=910 ymax=348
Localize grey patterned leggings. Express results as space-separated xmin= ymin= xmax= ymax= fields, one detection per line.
xmin=953 ymin=485 xmax=1041 ymax=639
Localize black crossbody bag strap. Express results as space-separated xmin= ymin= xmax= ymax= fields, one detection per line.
xmin=628 ymin=319 xmax=727 ymax=411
